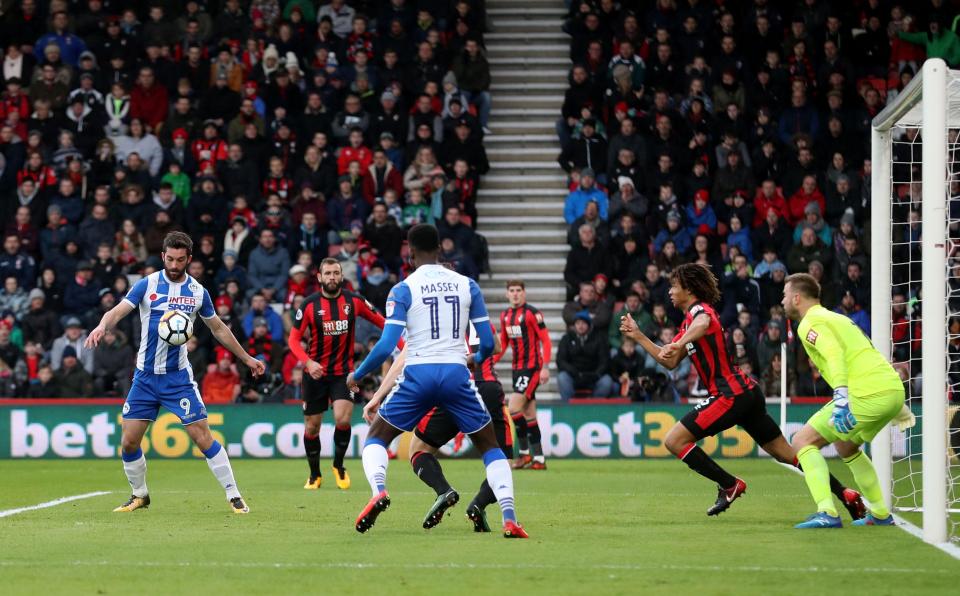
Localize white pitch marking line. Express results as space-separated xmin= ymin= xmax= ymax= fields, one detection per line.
xmin=892 ymin=515 xmax=960 ymax=560
xmin=0 ymin=492 xmax=111 ymax=519
xmin=0 ymin=559 xmax=948 ymax=575
xmin=771 ymin=459 xmax=960 ymax=559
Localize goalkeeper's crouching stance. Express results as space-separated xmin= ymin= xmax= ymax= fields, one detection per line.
xmin=782 ymin=274 xmax=914 ymax=529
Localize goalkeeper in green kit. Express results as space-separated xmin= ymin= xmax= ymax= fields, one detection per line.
xmin=782 ymin=274 xmax=914 ymax=528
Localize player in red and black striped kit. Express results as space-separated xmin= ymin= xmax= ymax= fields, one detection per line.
xmin=620 ymin=264 xmax=866 ymax=519
xmin=371 ymin=321 xmax=513 ymax=532
xmin=495 ymin=280 xmax=551 ymax=470
xmin=288 ymin=258 xmax=403 ymax=490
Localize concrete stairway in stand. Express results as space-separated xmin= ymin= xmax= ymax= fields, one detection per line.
xmin=480 ymin=0 xmax=570 ymax=399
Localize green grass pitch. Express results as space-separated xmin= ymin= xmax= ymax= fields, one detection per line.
xmin=0 ymin=458 xmax=957 ymax=595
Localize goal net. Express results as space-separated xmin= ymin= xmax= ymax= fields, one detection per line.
xmin=871 ymin=58 xmax=960 ymax=546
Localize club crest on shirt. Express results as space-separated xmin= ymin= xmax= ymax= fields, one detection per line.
xmin=295 ymin=309 xmax=303 ymax=321
xmin=343 ymin=304 xmax=351 ymax=315
xmin=806 ymin=329 xmax=818 ymax=345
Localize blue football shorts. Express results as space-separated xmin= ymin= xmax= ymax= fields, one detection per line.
xmin=378 ymin=363 xmax=491 ymax=434
xmin=122 ymin=369 xmax=207 ymax=425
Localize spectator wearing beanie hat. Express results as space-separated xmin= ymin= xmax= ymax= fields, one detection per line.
xmin=54 ymin=345 xmax=94 ymax=397
xmin=212 ymin=294 xmax=247 ymax=342
xmin=653 ymin=209 xmax=692 ymax=255
xmin=792 ymin=201 xmax=833 ymax=247
xmin=215 ymin=248 xmax=248 ymax=295
xmin=685 ymin=189 xmax=717 ymax=238
xmin=285 ymin=264 xmax=317 ymax=306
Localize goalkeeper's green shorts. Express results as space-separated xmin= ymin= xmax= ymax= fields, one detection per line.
xmin=807 ymin=386 xmax=905 ymax=445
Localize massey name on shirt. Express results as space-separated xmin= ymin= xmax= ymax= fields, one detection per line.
xmin=420 ymin=282 xmax=459 ymax=294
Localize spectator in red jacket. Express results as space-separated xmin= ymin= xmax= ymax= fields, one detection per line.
xmin=752 ymin=180 xmax=787 ymax=228
xmin=361 ymin=148 xmax=403 ymax=204
xmin=202 ymin=349 xmax=240 ymax=404
xmin=337 ymin=127 xmax=373 ymax=175
xmin=192 ymin=121 xmax=229 ymax=172
xmin=1 ymin=78 xmax=31 ymax=121
xmin=785 ymin=174 xmax=826 ymax=226
xmin=129 ymin=66 xmax=169 ymax=132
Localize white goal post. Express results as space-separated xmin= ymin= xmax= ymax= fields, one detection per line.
xmin=871 ymin=58 xmax=953 ymax=546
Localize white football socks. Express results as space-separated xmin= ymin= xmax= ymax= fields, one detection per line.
xmin=205 ymin=443 xmax=241 ymax=500
xmin=122 ymin=451 xmax=148 ymax=498
xmin=362 ymin=442 xmax=389 ymax=497
xmin=484 ymin=456 xmax=517 ymax=523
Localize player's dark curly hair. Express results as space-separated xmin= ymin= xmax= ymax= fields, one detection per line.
xmin=669 ymin=263 xmax=721 ymax=305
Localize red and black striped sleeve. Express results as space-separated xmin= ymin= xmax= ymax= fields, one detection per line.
xmin=294 ymin=299 xmax=315 ymax=333
xmin=287 ymin=298 xmax=315 ymax=364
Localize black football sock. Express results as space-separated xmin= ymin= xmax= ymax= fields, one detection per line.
xmin=470 ymin=479 xmax=497 ymax=510
xmin=794 ymin=458 xmax=848 ymax=500
xmin=304 ymin=432 xmax=321 ymax=478
xmin=678 ymin=444 xmax=736 ymax=488
xmin=411 ymin=451 xmax=452 ymax=496
xmin=333 ymin=424 xmax=351 ymax=471
xmin=526 ymin=419 xmax=544 ymax=460
xmin=511 ymin=413 xmax=529 ymax=453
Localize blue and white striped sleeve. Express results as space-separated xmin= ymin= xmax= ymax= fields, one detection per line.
xmin=198 ymin=288 xmax=215 ymax=319
xmin=122 ymin=277 xmax=148 ymax=309
xmin=384 ymin=282 xmax=411 ymax=327
xmin=468 ymin=279 xmax=489 ymax=324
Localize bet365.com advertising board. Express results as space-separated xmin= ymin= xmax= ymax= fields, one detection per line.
xmin=0 ymin=403 xmax=921 ymax=459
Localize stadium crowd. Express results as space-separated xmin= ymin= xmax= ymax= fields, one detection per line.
xmin=556 ymin=0 xmax=946 ymax=401
xmin=0 ymin=0 xmax=493 ymax=399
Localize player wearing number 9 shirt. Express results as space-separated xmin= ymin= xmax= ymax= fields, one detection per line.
xmin=85 ymin=232 xmax=267 ymax=515
xmin=347 ymin=224 xmax=527 ymax=538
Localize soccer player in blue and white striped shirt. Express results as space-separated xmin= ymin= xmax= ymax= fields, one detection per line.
xmin=85 ymin=232 xmax=266 ymax=514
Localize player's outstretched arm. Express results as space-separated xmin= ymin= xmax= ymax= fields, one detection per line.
xmin=203 ymin=314 xmax=266 ymax=377
xmin=468 ymin=279 xmax=494 ymax=362
xmin=85 ymin=301 xmax=135 ymax=348
xmin=660 ymin=313 xmax=710 ymax=367
xmin=356 ymin=295 xmax=406 ymax=350
xmin=620 ymin=314 xmax=683 ymax=369
xmin=352 ymin=323 xmax=405 ymax=383
xmin=365 ymin=347 xmax=407 ymax=423
xmin=474 ymin=317 xmax=495 ymax=362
